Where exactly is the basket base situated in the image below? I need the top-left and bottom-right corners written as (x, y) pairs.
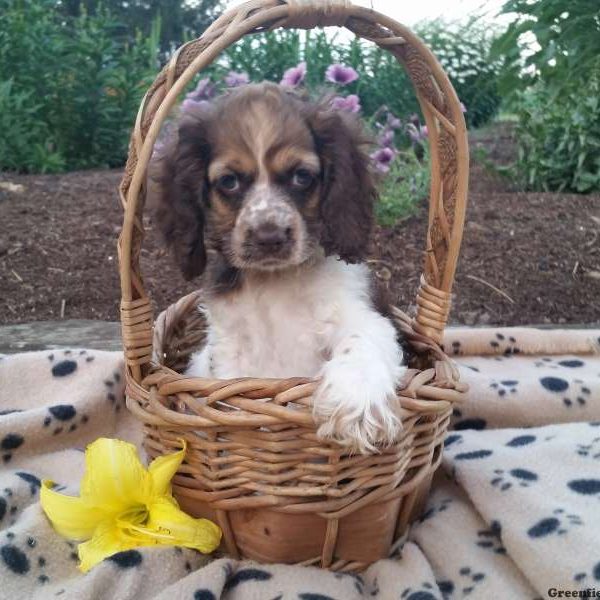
top-left (175, 476), bottom-right (432, 569)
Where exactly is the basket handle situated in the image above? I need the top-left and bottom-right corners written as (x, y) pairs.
top-left (118, 0), bottom-right (469, 383)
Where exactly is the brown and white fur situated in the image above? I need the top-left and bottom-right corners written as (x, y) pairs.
top-left (150, 82), bottom-right (406, 453)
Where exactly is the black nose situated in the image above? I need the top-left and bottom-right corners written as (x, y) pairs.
top-left (250, 224), bottom-right (292, 249)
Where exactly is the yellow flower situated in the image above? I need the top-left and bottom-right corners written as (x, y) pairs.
top-left (40, 438), bottom-right (221, 573)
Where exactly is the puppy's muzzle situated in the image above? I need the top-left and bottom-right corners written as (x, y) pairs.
top-left (248, 222), bottom-right (294, 253)
top-left (245, 222), bottom-right (295, 262)
top-left (234, 187), bottom-right (305, 267)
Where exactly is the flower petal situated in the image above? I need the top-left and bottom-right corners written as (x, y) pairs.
top-left (80, 438), bottom-right (151, 513)
top-left (325, 63), bottom-right (359, 85)
top-left (40, 480), bottom-right (105, 541)
top-left (78, 520), bottom-right (138, 573)
top-left (142, 496), bottom-right (221, 554)
top-left (148, 442), bottom-right (186, 497)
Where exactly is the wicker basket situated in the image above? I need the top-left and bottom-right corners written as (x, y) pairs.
top-left (119, 0), bottom-right (469, 572)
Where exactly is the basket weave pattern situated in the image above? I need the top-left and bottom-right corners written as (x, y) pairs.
top-left (119, 0), bottom-right (469, 571)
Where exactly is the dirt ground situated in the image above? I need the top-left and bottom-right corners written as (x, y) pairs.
top-left (1, 124), bottom-right (599, 326)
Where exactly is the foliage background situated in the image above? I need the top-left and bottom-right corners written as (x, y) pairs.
top-left (492, 0), bottom-right (600, 192)
top-left (1, 0), bottom-right (598, 196)
top-left (0, 0), bottom-right (163, 172)
top-left (0, 0), bottom-right (500, 177)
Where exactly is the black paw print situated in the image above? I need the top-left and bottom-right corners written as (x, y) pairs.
top-left (538, 374), bottom-right (592, 408)
top-left (401, 581), bottom-right (439, 600)
top-left (436, 579), bottom-right (455, 599)
top-left (104, 371), bottom-right (124, 412)
top-left (0, 533), bottom-right (51, 584)
top-left (1, 433), bottom-right (24, 464)
top-left (457, 566), bottom-right (486, 595)
top-left (576, 436), bottom-right (600, 459)
top-left (535, 357), bottom-right (586, 369)
top-left (444, 434), bottom-right (463, 448)
top-left (48, 350), bottom-right (87, 377)
top-left (0, 490), bottom-right (15, 526)
top-left (476, 520), bottom-right (506, 554)
top-left (489, 379), bottom-right (519, 398)
top-left (567, 478), bottom-right (600, 497)
top-left (490, 468), bottom-right (539, 490)
top-left (48, 350), bottom-right (99, 375)
top-left (454, 418), bottom-right (487, 431)
top-left (42, 404), bottom-right (88, 435)
top-left (527, 508), bottom-right (583, 538)
top-left (506, 434), bottom-right (537, 447)
top-left (489, 333), bottom-right (520, 356)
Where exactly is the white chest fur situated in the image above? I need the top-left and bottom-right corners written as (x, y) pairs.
top-left (186, 256), bottom-right (405, 452)
top-left (187, 258), bottom-right (374, 379)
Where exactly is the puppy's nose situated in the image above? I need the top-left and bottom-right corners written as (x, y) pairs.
top-left (251, 224), bottom-right (292, 249)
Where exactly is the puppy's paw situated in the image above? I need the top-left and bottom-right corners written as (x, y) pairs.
top-left (314, 363), bottom-right (405, 454)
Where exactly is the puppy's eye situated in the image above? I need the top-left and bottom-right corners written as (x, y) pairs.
top-left (291, 168), bottom-right (314, 189)
top-left (217, 174), bottom-right (240, 193)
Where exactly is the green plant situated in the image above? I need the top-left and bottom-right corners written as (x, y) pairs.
top-left (0, 80), bottom-right (65, 173)
top-left (56, 0), bottom-right (224, 53)
top-left (376, 148), bottom-right (430, 226)
top-left (492, 0), bottom-right (600, 192)
top-left (416, 17), bottom-right (503, 128)
top-left (0, 0), bottom-right (160, 172)
top-left (510, 76), bottom-right (600, 192)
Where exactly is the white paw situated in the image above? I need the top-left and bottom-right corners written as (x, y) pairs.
top-left (313, 363), bottom-right (405, 454)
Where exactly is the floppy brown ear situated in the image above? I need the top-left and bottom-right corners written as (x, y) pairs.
top-left (149, 109), bottom-right (213, 280)
top-left (308, 104), bottom-right (377, 263)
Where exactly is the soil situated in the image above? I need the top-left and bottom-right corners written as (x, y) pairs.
top-left (1, 123), bottom-right (599, 327)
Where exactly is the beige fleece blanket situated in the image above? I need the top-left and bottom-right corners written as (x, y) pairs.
top-left (0, 327), bottom-right (599, 600)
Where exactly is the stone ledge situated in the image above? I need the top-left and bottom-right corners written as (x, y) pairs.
top-left (0, 320), bottom-right (121, 353)
top-left (1, 320), bottom-right (598, 355)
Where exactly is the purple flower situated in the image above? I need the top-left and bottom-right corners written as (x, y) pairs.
top-left (280, 62), bottom-right (307, 88)
top-left (378, 128), bottom-right (395, 148)
top-left (406, 123), bottom-right (428, 144)
top-left (181, 98), bottom-right (211, 114)
top-left (460, 102), bottom-right (467, 113)
top-left (371, 147), bottom-right (396, 173)
top-left (407, 123), bottom-right (421, 144)
top-left (325, 64), bottom-right (359, 86)
top-left (386, 113), bottom-right (402, 129)
top-left (224, 71), bottom-right (249, 88)
top-left (331, 94), bottom-right (361, 113)
top-left (186, 77), bottom-right (215, 102)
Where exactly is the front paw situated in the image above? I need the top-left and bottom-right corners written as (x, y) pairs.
top-left (313, 364), bottom-right (405, 454)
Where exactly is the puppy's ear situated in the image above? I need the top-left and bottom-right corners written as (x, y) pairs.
top-left (308, 104), bottom-right (377, 263)
top-left (149, 108), bottom-right (213, 280)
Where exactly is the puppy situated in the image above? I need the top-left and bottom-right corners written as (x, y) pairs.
top-left (151, 82), bottom-right (406, 453)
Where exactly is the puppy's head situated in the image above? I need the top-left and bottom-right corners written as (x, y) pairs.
top-left (151, 82), bottom-right (376, 281)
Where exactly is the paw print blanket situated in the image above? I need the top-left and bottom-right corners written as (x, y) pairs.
top-left (0, 327), bottom-right (599, 600)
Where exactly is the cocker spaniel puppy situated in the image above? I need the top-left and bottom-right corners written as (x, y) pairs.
top-left (151, 82), bottom-right (406, 453)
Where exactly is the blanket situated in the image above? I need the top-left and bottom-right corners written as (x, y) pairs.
top-left (0, 327), bottom-right (599, 600)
